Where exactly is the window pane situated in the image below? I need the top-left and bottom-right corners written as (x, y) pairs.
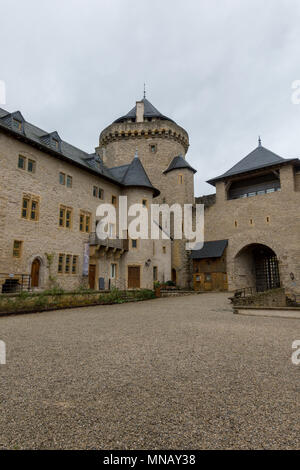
top-left (66, 210), bottom-right (71, 228)
top-left (80, 214), bottom-right (84, 231)
top-left (58, 254), bottom-right (64, 273)
top-left (93, 186), bottom-right (97, 197)
top-left (59, 173), bottom-right (65, 185)
top-left (65, 255), bottom-right (71, 273)
top-left (67, 175), bottom-right (72, 188)
top-left (59, 208), bottom-right (65, 226)
top-left (28, 160), bottom-right (35, 173)
top-left (86, 216), bottom-right (90, 233)
top-left (72, 256), bottom-right (78, 273)
top-left (18, 156), bottom-right (25, 169)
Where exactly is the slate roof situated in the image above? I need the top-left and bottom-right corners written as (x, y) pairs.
top-left (207, 145), bottom-right (298, 185)
top-left (163, 155), bottom-right (196, 174)
top-left (114, 98), bottom-right (174, 123)
top-left (108, 156), bottom-right (160, 197)
top-left (0, 107), bottom-right (159, 196)
top-left (190, 239), bottom-right (228, 259)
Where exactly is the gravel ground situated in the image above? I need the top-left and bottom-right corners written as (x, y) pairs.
top-left (0, 293), bottom-right (299, 450)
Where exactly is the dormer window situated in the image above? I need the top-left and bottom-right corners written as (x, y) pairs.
top-left (13, 119), bottom-right (22, 131)
top-left (40, 131), bottom-right (61, 152)
top-left (52, 139), bottom-right (59, 150)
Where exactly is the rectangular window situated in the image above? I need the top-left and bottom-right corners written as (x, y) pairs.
top-left (85, 215), bottom-right (90, 233)
top-left (162, 246), bottom-right (166, 254)
top-left (58, 254), bottom-right (65, 273)
top-left (79, 211), bottom-right (91, 233)
top-left (27, 159), bottom-right (36, 173)
top-left (153, 266), bottom-right (158, 281)
top-left (18, 155), bottom-right (26, 169)
top-left (22, 197), bottom-right (29, 219)
top-left (98, 188), bottom-right (104, 199)
top-left (72, 256), bottom-right (78, 274)
top-left (59, 172), bottom-right (65, 185)
top-left (13, 240), bottom-right (22, 258)
top-left (178, 174), bottom-right (183, 184)
top-left (79, 213), bottom-right (84, 232)
top-left (13, 119), bottom-right (22, 131)
top-left (131, 239), bottom-right (137, 249)
top-left (111, 195), bottom-right (117, 207)
top-left (59, 205), bottom-right (72, 228)
top-left (21, 196), bottom-right (39, 221)
top-left (53, 139), bottom-right (59, 150)
top-left (66, 209), bottom-right (72, 228)
top-left (66, 175), bottom-right (72, 188)
top-left (111, 263), bottom-right (117, 279)
top-left (93, 186), bottom-right (97, 197)
top-left (65, 254), bottom-right (71, 273)
top-left (30, 200), bottom-right (38, 221)
top-left (142, 199), bottom-right (148, 208)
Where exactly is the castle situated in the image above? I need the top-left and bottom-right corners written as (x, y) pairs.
top-left (0, 96), bottom-right (299, 297)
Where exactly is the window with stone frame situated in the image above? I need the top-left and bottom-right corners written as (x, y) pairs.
top-left (59, 205), bottom-right (73, 229)
top-left (21, 195), bottom-right (39, 221)
top-left (13, 240), bottom-right (23, 258)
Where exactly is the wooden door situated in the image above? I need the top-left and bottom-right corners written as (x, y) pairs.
top-left (31, 259), bottom-right (40, 287)
top-left (88, 264), bottom-right (96, 289)
top-left (128, 266), bottom-right (140, 289)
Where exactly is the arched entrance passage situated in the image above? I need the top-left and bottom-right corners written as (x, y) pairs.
top-left (234, 243), bottom-right (280, 292)
top-left (31, 258), bottom-right (41, 288)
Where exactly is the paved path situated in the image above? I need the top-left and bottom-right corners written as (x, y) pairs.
top-left (0, 293), bottom-right (299, 449)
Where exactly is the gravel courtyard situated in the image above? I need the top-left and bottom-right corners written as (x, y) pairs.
top-left (0, 293), bottom-right (299, 450)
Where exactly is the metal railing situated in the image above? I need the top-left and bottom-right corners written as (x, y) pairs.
top-left (0, 273), bottom-right (31, 293)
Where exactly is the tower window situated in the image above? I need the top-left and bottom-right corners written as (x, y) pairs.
top-left (150, 144), bottom-right (157, 153)
top-left (178, 174), bottom-right (184, 184)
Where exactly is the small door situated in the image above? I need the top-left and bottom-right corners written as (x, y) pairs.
top-left (171, 268), bottom-right (177, 285)
top-left (31, 258), bottom-right (40, 288)
top-left (88, 264), bottom-right (96, 289)
top-left (203, 272), bottom-right (212, 291)
top-left (128, 266), bottom-right (140, 289)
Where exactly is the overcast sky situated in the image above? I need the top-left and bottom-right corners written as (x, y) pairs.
top-left (1, 0), bottom-right (300, 195)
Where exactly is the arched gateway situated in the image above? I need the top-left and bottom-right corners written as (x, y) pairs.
top-left (234, 243), bottom-right (280, 292)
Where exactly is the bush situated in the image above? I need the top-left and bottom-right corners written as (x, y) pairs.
top-left (166, 280), bottom-right (176, 286)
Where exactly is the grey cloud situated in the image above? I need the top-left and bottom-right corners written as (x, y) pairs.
top-left (1, 0), bottom-right (300, 195)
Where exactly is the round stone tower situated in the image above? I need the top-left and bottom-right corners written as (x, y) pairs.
top-left (97, 96), bottom-right (196, 288)
top-left (96, 97), bottom-right (190, 204)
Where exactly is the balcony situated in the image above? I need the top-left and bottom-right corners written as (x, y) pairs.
top-left (89, 232), bottom-right (129, 252)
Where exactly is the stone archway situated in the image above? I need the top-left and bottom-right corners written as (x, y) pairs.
top-left (234, 243), bottom-right (280, 292)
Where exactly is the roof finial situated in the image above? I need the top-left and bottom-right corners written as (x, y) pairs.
top-left (258, 135), bottom-right (262, 147)
top-left (134, 148), bottom-right (139, 159)
top-left (143, 83), bottom-right (146, 99)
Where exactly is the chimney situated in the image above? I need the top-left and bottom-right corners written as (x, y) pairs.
top-left (136, 101), bottom-right (144, 123)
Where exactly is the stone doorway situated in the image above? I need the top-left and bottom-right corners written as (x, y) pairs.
top-left (31, 258), bottom-right (41, 288)
top-left (234, 243), bottom-right (280, 292)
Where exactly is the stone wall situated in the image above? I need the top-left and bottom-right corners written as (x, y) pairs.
top-left (202, 164), bottom-right (300, 295)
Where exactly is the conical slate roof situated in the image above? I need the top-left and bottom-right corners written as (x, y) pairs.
top-left (163, 155), bottom-right (196, 174)
top-left (108, 154), bottom-right (160, 197)
top-left (114, 98), bottom-right (174, 123)
top-left (207, 144), bottom-right (296, 185)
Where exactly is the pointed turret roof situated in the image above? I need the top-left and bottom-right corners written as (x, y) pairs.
top-left (114, 98), bottom-right (174, 123)
top-left (163, 155), bottom-right (197, 174)
top-left (207, 144), bottom-right (298, 185)
top-left (108, 153), bottom-right (160, 197)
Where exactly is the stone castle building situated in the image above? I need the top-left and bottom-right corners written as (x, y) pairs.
top-left (0, 97), bottom-right (299, 296)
